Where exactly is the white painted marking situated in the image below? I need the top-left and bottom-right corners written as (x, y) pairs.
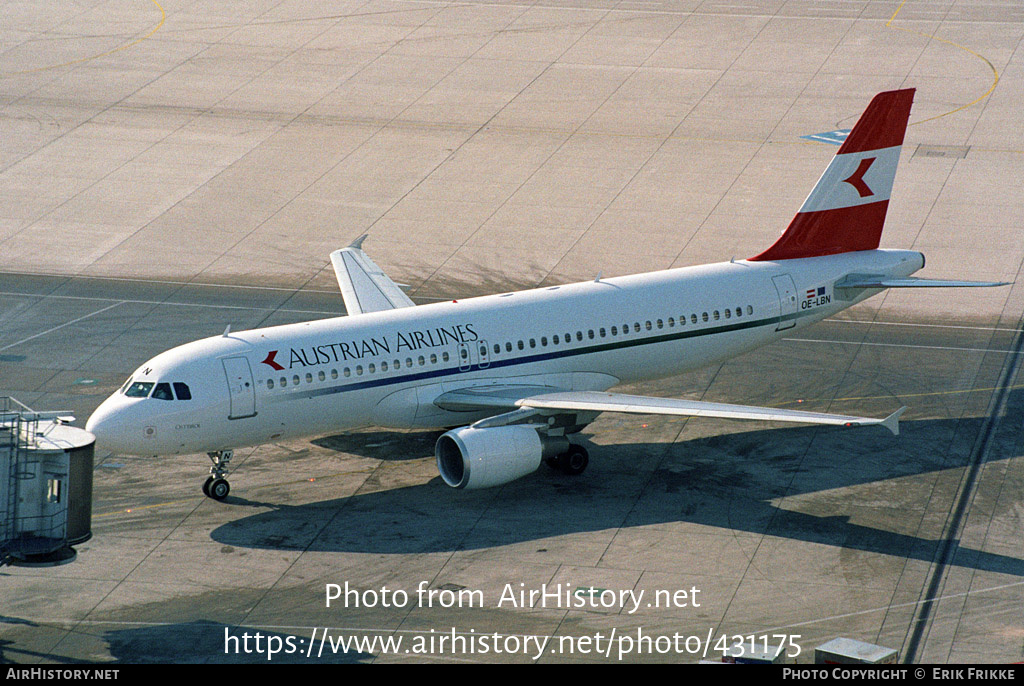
top-left (0, 302), bottom-right (123, 352)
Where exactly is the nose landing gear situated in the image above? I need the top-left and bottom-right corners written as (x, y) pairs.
top-left (203, 450), bottom-right (233, 500)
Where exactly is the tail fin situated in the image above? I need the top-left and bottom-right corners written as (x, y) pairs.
top-left (750, 88), bottom-right (915, 262)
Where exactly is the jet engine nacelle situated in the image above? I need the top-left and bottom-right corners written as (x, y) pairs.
top-left (435, 425), bottom-right (568, 489)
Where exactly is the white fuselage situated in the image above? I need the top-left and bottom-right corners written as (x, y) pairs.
top-left (85, 249), bottom-right (924, 456)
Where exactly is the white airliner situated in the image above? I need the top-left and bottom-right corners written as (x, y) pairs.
top-left (86, 88), bottom-right (1005, 500)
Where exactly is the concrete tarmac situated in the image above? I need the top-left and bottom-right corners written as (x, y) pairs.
top-left (1, 0), bottom-right (1022, 664)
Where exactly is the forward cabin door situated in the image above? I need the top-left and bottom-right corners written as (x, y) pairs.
top-left (772, 274), bottom-right (798, 331)
top-left (222, 356), bottom-right (257, 419)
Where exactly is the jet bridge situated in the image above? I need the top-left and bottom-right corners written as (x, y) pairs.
top-left (1, 397), bottom-right (95, 566)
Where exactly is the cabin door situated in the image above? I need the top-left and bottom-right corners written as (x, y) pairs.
top-left (222, 356), bottom-right (257, 419)
top-left (772, 274), bottom-right (798, 331)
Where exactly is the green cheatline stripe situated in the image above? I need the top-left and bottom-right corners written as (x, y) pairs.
top-left (271, 308), bottom-right (809, 404)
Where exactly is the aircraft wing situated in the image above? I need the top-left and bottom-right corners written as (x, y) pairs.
top-left (434, 387), bottom-right (905, 435)
top-left (330, 235), bottom-right (415, 316)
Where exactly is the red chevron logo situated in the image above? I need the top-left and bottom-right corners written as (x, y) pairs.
top-left (261, 350), bottom-right (284, 371)
top-left (843, 156), bottom-right (876, 197)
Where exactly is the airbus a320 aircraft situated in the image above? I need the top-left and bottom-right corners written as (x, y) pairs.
top-left (87, 88), bottom-right (1006, 500)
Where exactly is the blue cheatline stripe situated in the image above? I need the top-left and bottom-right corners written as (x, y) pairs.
top-left (267, 307), bottom-right (811, 404)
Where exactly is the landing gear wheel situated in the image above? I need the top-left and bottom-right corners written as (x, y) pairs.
top-left (560, 445), bottom-right (589, 475)
top-left (204, 450), bottom-right (234, 500)
top-left (208, 477), bottom-right (230, 501)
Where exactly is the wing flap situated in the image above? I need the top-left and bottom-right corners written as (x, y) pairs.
top-left (331, 236), bottom-right (415, 316)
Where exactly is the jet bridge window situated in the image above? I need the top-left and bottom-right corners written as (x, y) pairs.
top-left (173, 382), bottom-right (192, 400)
top-left (125, 381), bottom-right (154, 398)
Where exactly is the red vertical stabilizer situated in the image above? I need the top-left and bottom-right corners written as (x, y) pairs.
top-left (749, 88), bottom-right (915, 262)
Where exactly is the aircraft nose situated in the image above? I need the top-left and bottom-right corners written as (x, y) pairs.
top-left (86, 397), bottom-right (132, 453)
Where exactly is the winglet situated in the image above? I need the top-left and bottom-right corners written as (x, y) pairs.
top-left (330, 237), bottom-right (416, 315)
top-left (880, 406), bottom-right (906, 436)
top-left (750, 88), bottom-right (915, 261)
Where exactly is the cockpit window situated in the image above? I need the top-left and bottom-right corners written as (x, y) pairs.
top-left (124, 381), bottom-right (154, 398)
top-left (173, 382), bottom-right (192, 400)
top-left (119, 377), bottom-right (133, 393)
top-left (152, 383), bottom-right (173, 401)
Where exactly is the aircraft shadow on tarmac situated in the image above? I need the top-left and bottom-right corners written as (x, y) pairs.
top-left (210, 398), bottom-right (1024, 577)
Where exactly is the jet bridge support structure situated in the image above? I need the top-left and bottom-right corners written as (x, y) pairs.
top-left (1, 397), bottom-right (95, 566)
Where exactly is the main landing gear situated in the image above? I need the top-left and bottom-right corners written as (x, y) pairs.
top-left (203, 450), bottom-right (233, 500)
top-left (545, 444), bottom-right (589, 476)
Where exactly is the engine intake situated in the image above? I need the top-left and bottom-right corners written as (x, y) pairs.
top-left (436, 425), bottom-right (568, 489)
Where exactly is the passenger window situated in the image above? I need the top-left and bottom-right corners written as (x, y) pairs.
top-left (610, 327), bottom-right (617, 336)
top-left (331, 369), bottom-right (338, 379)
top-left (442, 352), bottom-right (450, 362)
top-left (725, 309), bottom-right (731, 319)
top-left (356, 366), bottom-right (363, 376)
top-left (599, 328), bottom-right (606, 338)
top-left (429, 354), bottom-right (437, 364)
top-left (173, 382), bottom-right (192, 400)
top-left (152, 383), bottom-right (173, 401)
top-left (381, 361), bottom-right (388, 372)
top-left (305, 373), bottom-right (313, 383)
top-left (124, 381), bottom-right (154, 398)
top-left (541, 337), bottom-right (547, 346)
top-left (702, 312), bottom-right (709, 322)
top-left (318, 370), bottom-right (326, 380)
top-left (657, 319), bottom-right (663, 329)
top-left (267, 379), bottom-right (275, 390)
top-left (713, 311), bottom-right (720, 320)
top-left (280, 377), bottom-right (287, 387)
top-left (691, 314), bottom-right (697, 324)
top-left (368, 363), bottom-right (375, 373)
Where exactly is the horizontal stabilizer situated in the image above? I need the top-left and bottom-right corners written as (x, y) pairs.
top-left (330, 235), bottom-right (415, 316)
top-left (836, 275), bottom-right (1010, 289)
